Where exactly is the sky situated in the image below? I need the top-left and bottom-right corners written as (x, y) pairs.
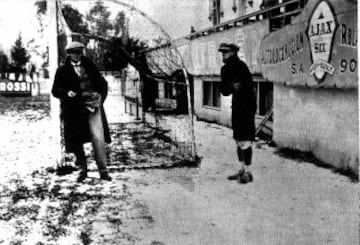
top-left (0, 0), bottom-right (157, 52)
top-left (0, 0), bottom-right (209, 52)
top-left (61, 0), bottom-right (208, 42)
top-left (0, 0), bottom-right (38, 52)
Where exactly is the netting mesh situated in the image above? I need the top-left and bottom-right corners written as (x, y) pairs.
top-left (56, 0), bottom-right (197, 171)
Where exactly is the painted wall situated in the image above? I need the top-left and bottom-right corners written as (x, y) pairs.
top-left (260, 0), bottom-right (357, 88)
top-left (161, 19), bottom-right (269, 77)
top-left (273, 84), bottom-right (358, 173)
top-left (259, 0), bottom-right (358, 175)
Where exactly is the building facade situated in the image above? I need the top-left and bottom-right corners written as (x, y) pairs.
top-left (127, 0), bottom-right (358, 175)
top-left (260, 0), bottom-right (358, 174)
top-left (170, 0), bottom-right (305, 131)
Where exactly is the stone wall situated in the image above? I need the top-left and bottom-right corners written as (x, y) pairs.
top-left (273, 84), bottom-right (359, 174)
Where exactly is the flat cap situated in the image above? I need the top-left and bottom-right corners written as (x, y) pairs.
top-left (65, 41), bottom-right (85, 51)
top-left (218, 43), bottom-right (239, 52)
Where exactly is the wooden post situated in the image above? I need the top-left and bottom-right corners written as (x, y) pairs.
top-left (182, 68), bottom-right (197, 160)
top-left (48, 0), bottom-right (61, 167)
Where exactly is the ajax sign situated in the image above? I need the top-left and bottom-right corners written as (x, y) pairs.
top-left (307, 0), bottom-right (337, 82)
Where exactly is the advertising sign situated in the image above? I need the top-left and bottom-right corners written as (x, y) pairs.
top-left (307, 1), bottom-right (337, 82)
top-left (170, 19), bottom-right (269, 76)
top-left (259, 0), bottom-right (357, 88)
top-left (0, 81), bottom-right (32, 96)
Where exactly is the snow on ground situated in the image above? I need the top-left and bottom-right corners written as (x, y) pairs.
top-left (0, 95), bottom-right (191, 244)
top-left (0, 94), bottom-right (358, 245)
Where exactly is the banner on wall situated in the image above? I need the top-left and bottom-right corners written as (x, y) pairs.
top-left (259, 0), bottom-right (357, 88)
top-left (171, 19), bottom-right (269, 76)
top-left (0, 80), bottom-right (32, 96)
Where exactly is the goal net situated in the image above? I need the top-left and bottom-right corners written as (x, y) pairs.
top-left (55, 0), bottom-right (198, 172)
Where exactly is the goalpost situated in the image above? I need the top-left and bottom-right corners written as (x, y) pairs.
top-left (49, 0), bottom-right (198, 171)
top-left (47, 0), bottom-right (62, 168)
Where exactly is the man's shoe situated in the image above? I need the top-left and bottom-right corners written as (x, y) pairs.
top-left (77, 171), bottom-right (88, 183)
top-left (100, 172), bottom-right (112, 181)
top-left (238, 171), bottom-right (253, 184)
top-left (56, 165), bottom-right (78, 176)
top-left (227, 169), bottom-right (245, 181)
top-left (247, 172), bottom-right (253, 182)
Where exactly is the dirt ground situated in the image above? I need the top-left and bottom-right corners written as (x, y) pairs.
top-left (127, 123), bottom-right (358, 245)
top-left (0, 94), bottom-right (358, 245)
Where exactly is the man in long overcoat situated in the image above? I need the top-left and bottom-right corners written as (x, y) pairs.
top-left (52, 41), bottom-right (112, 182)
top-left (219, 43), bottom-right (256, 184)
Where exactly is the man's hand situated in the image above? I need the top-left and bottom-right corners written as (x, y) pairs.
top-left (67, 90), bottom-right (77, 97)
top-left (83, 92), bottom-right (101, 113)
top-left (83, 92), bottom-right (101, 108)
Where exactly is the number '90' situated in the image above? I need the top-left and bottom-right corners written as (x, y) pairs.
top-left (340, 59), bottom-right (357, 73)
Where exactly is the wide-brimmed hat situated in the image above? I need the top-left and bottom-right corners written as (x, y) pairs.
top-left (65, 41), bottom-right (85, 52)
top-left (218, 43), bottom-right (239, 52)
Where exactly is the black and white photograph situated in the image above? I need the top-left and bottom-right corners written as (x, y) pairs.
top-left (0, 0), bottom-right (358, 244)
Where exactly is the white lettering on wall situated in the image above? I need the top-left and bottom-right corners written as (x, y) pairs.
top-left (234, 29), bottom-right (246, 62)
top-left (307, 0), bottom-right (337, 82)
top-left (192, 42), bottom-right (201, 73)
top-left (208, 41), bottom-right (217, 72)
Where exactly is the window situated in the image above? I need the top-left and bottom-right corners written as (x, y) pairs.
top-left (203, 81), bottom-right (221, 108)
top-left (209, 0), bottom-right (222, 25)
top-left (164, 81), bottom-right (175, 99)
top-left (254, 82), bottom-right (273, 117)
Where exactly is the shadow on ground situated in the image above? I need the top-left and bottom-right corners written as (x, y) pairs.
top-left (275, 148), bottom-right (358, 182)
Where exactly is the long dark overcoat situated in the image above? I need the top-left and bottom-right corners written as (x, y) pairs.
top-left (52, 56), bottom-right (111, 152)
top-left (220, 55), bottom-right (256, 141)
